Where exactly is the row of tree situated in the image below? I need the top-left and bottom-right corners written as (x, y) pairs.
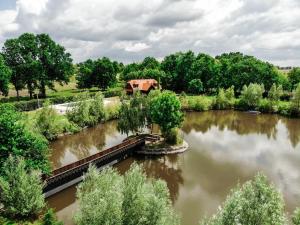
top-left (121, 52), bottom-right (300, 95)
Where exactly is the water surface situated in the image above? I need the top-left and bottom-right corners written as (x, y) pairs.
top-left (48, 111), bottom-right (300, 225)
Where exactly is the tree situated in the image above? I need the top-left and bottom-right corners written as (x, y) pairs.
top-left (74, 164), bottom-right (179, 225)
top-left (2, 33), bottom-right (74, 98)
top-left (288, 68), bottom-right (300, 90)
top-left (214, 86), bottom-right (235, 110)
top-left (290, 83), bottom-right (300, 116)
top-left (67, 92), bottom-right (105, 127)
top-left (188, 79), bottom-right (203, 94)
top-left (41, 209), bottom-right (63, 225)
top-left (149, 91), bottom-right (184, 142)
top-left (2, 38), bottom-right (26, 99)
top-left (76, 57), bottom-right (117, 89)
top-left (268, 83), bottom-right (283, 102)
top-left (140, 56), bottom-right (160, 70)
top-left (0, 156), bottom-right (45, 219)
top-left (0, 104), bottom-right (49, 173)
top-left (0, 54), bottom-right (11, 96)
top-left (200, 174), bottom-right (286, 225)
top-left (117, 92), bottom-right (147, 136)
top-left (240, 83), bottom-right (265, 109)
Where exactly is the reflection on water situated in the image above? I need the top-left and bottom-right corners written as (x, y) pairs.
top-left (47, 111), bottom-right (300, 225)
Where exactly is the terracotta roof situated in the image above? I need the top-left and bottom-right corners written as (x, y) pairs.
top-left (127, 79), bottom-right (158, 92)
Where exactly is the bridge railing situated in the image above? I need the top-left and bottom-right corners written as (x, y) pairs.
top-left (46, 136), bottom-right (143, 180)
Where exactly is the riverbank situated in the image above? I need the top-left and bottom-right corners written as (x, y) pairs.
top-left (138, 140), bottom-right (189, 155)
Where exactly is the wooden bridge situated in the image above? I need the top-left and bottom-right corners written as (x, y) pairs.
top-left (44, 134), bottom-right (159, 197)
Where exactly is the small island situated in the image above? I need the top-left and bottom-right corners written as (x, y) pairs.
top-left (118, 89), bottom-right (188, 155)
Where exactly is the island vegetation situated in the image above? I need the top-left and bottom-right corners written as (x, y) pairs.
top-left (1, 32), bottom-right (300, 224)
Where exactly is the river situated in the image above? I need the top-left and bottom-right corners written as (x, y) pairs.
top-left (47, 110), bottom-right (300, 225)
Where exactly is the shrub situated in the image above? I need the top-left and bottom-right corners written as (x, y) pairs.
top-left (240, 83), bottom-right (265, 110)
top-left (188, 79), bottom-right (203, 95)
top-left (186, 96), bottom-right (213, 111)
top-left (290, 83), bottom-right (300, 117)
top-left (292, 208), bottom-right (300, 225)
top-left (0, 104), bottom-right (49, 174)
top-left (74, 164), bottom-right (179, 225)
top-left (214, 86), bottom-right (235, 110)
top-left (258, 98), bottom-right (274, 113)
top-left (268, 83), bottom-right (283, 102)
top-left (104, 103), bottom-right (120, 121)
top-left (103, 86), bottom-right (124, 98)
top-left (0, 156), bottom-right (45, 219)
top-left (35, 101), bottom-right (79, 140)
top-left (164, 128), bottom-right (183, 145)
top-left (200, 174), bottom-right (286, 225)
top-left (41, 209), bottom-right (63, 225)
top-left (67, 92), bottom-right (105, 127)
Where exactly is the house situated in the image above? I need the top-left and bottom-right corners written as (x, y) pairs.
top-left (125, 79), bottom-right (159, 94)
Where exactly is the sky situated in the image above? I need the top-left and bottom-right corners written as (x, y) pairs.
top-left (0, 0), bottom-right (299, 66)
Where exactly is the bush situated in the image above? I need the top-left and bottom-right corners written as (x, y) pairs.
top-left (290, 83), bottom-right (300, 117)
top-left (0, 156), bottom-right (45, 219)
top-left (104, 103), bottom-right (120, 121)
top-left (103, 86), bottom-right (124, 98)
top-left (258, 98), bottom-right (274, 113)
top-left (186, 96), bottom-right (213, 111)
top-left (292, 208), bottom-right (300, 225)
top-left (240, 83), bottom-right (265, 110)
top-left (41, 209), bottom-right (63, 225)
top-left (188, 79), bottom-right (203, 95)
top-left (0, 104), bottom-right (49, 174)
top-left (164, 128), bottom-right (182, 145)
top-left (200, 174), bottom-right (286, 225)
top-left (213, 86), bottom-right (235, 110)
top-left (74, 164), bottom-right (179, 225)
top-left (67, 92), bottom-right (105, 127)
top-left (34, 101), bottom-right (79, 140)
top-left (268, 83), bottom-right (283, 102)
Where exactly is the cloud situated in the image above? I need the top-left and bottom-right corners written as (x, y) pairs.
top-left (0, 0), bottom-right (299, 66)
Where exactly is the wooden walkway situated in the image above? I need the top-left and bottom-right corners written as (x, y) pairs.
top-left (44, 134), bottom-right (159, 197)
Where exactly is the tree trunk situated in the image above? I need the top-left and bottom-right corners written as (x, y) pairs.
top-left (16, 88), bottom-right (19, 101)
top-left (40, 81), bottom-right (46, 98)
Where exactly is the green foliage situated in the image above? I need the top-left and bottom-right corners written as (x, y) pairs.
top-left (240, 83), bottom-right (265, 110)
top-left (0, 156), bottom-right (45, 219)
top-left (117, 92), bottom-right (147, 136)
top-left (104, 103), bottom-right (121, 121)
top-left (0, 54), bottom-right (11, 96)
top-left (0, 104), bottom-right (49, 173)
top-left (67, 92), bottom-right (105, 127)
top-left (41, 209), bottom-right (63, 225)
top-left (288, 68), bottom-right (300, 90)
top-left (268, 83), bottom-right (283, 102)
top-left (188, 79), bottom-right (203, 94)
top-left (184, 96), bottom-right (213, 111)
top-left (292, 208), bottom-right (300, 225)
top-left (34, 100), bottom-right (79, 140)
top-left (164, 128), bottom-right (182, 145)
top-left (2, 33), bottom-right (73, 98)
top-left (258, 99), bottom-right (274, 113)
top-left (149, 91), bottom-right (184, 137)
top-left (77, 57), bottom-right (117, 90)
top-left (200, 174), bottom-right (286, 225)
top-left (214, 86), bottom-right (235, 110)
top-left (290, 83), bottom-right (300, 116)
top-left (74, 164), bottom-right (179, 225)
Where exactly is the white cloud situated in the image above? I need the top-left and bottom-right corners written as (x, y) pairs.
top-left (0, 0), bottom-right (299, 65)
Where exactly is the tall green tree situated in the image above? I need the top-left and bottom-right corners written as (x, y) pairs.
top-left (200, 174), bottom-right (286, 225)
top-left (240, 83), bottom-right (265, 109)
top-left (288, 68), bottom-right (300, 90)
top-left (0, 156), bottom-right (45, 219)
top-left (0, 54), bottom-right (11, 96)
top-left (117, 92), bottom-right (147, 136)
top-left (74, 164), bottom-right (179, 225)
top-left (291, 83), bottom-right (300, 116)
top-left (140, 56), bottom-right (160, 70)
top-left (2, 38), bottom-right (26, 99)
top-left (2, 33), bottom-right (73, 98)
top-left (0, 104), bottom-right (49, 173)
top-left (76, 57), bottom-right (117, 89)
top-left (149, 91), bottom-right (183, 140)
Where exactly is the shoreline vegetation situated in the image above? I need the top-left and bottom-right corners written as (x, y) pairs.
top-left (1, 32), bottom-right (300, 225)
